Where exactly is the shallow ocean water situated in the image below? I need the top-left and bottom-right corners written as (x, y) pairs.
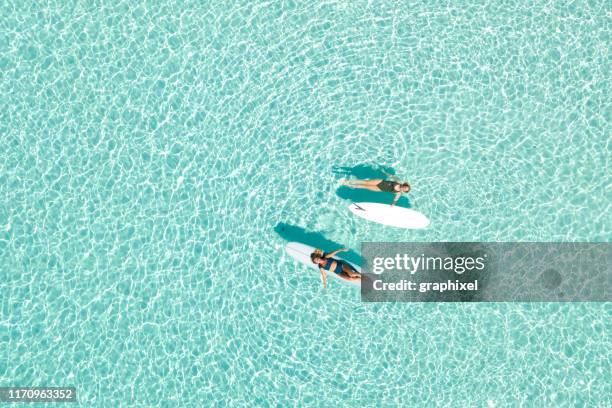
top-left (0, 1), bottom-right (610, 406)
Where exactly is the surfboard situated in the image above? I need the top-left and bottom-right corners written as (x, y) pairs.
top-left (349, 202), bottom-right (430, 229)
top-left (285, 242), bottom-right (361, 287)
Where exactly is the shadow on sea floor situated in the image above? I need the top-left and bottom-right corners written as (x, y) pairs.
top-left (332, 164), bottom-right (411, 208)
top-left (274, 223), bottom-right (362, 265)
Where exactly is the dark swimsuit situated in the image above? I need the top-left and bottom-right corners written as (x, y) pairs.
top-left (377, 180), bottom-right (398, 193)
top-left (320, 258), bottom-right (353, 275)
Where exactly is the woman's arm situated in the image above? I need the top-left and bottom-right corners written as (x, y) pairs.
top-left (320, 268), bottom-right (327, 289)
top-left (391, 192), bottom-right (402, 206)
top-left (325, 248), bottom-right (348, 258)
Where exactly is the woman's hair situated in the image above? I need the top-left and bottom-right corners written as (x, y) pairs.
top-left (401, 182), bottom-right (411, 192)
top-left (310, 249), bottom-right (325, 263)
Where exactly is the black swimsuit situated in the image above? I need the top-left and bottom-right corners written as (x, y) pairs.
top-left (321, 258), bottom-right (352, 275)
top-left (377, 180), bottom-right (398, 193)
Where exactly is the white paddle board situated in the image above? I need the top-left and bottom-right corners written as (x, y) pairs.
top-left (349, 202), bottom-right (430, 229)
top-left (285, 242), bottom-right (361, 287)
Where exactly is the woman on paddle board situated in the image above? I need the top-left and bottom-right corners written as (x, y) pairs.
top-left (341, 172), bottom-right (410, 206)
top-left (310, 248), bottom-right (361, 288)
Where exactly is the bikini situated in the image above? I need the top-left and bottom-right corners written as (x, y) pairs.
top-left (376, 180), bottom-right (399, 193)
top-left (320, 258), bottom-right (347, 275)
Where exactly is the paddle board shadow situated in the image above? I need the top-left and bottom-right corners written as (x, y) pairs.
top-left (332, 164), bottom-right (396, 179)
top-left (274, 223), bottom-right (363, 266)
top-left (335, 185), bottom-right (412, 208)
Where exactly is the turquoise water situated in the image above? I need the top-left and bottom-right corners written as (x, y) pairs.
top-left (1, 0), bottom-right (610, 406)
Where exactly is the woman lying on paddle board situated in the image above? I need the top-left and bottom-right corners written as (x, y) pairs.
top-left (341, 172), bottom-right (411, 206)
top-left (310, 248), bottom-right (361, 288)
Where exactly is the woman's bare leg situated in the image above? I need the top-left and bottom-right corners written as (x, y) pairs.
top-left (362, 179), bottom-right (383, 186)
top-left (338, 271), bottom-right (361, 282)
top-left (343, 265), bottom-right (361, 278)
top-left (343, 179), bottom-right (383, 190)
